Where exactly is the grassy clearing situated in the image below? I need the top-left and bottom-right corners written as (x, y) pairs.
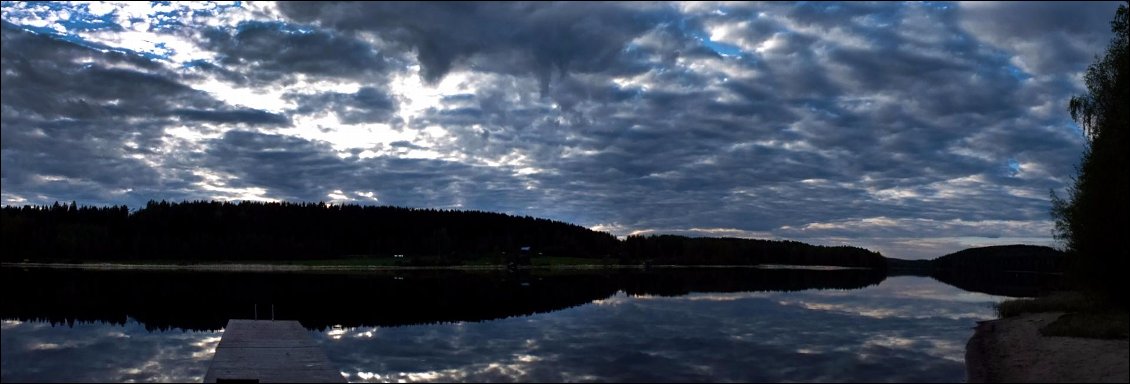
top-left (995, 291), bottom-right (1129, 339)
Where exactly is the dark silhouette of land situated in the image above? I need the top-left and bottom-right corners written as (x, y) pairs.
top-left (1, 200), bottom-right (1075, 331)
top-left (932, 244), bottom-right (1064, 272)
top-left (0, 200), bottom-right (886, 268)
top-left (888, 245), bottom-right (1066, 297)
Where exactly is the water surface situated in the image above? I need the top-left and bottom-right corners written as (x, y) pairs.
top-left (1, 267), bottom-right (1005, 382)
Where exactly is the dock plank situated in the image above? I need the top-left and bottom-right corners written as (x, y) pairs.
top-left (204, 320), bottom-right (345, 383)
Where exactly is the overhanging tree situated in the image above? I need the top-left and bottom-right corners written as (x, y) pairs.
top-left (1052, 3), bottom-right (1129, 304)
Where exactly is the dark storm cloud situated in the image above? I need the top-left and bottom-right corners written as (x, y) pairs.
top-left (201, 130), bottom-right (355, 200)
top-left (195, 19), bottom-right (406, 124)
top-left (276, 1), bottom-right (674, 90)
top-left (199, 20), bottom-right (397, 85)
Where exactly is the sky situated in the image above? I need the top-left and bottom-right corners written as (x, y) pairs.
top-left (0, 1), bottom-right (1122, 259)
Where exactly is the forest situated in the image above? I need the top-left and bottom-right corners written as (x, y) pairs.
top-left (925, 244), bottom-right (1066, 297)
top-left (0, 200), bottom-right (886, 268)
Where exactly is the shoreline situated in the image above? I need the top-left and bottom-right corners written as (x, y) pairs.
top-left (965, 312), bottom-right (1129, 383)
top-left (0, 262), bottom-right (870, 272)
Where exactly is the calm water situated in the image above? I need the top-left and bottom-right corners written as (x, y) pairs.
top-left (0, 267), bottom-right (1008, 382)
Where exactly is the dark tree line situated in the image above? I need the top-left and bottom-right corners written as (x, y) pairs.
top-left (1, 200), bottom-right (618, 263)
top-left (1051, 4), bottom-right (1129, 305)
top-left (931, 244), bottom-right (1064, 272)
top-left (0, 201), bottom-right (131, 261)
top-left (622, 234), bottom-right (887, 268)
top-left (929, 245), bottom-right (1066, 297)
top-left (1, 200), bottom-right (885, 267)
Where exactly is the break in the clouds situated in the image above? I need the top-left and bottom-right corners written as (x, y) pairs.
top-left (0, 1), bottom-right (1121, 259)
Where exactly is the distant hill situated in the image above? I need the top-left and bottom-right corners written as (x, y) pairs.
top-left (1, 200), bottom-right (886, 268)
top-left (928, 244), bottom-right (1066, 297)
top-left (932, 244), bottom-right (1065, 273)
top-left (622, 234), bottom-right (887, 268)
top-left (0, 201), bottom-right (619, 263)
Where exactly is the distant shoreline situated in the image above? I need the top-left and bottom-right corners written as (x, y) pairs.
top-left (0, 262), bottom-right (870, 272)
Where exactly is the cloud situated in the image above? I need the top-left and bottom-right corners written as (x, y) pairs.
top-left (0, 320), bottom-right (220, 383)
top-left (958, 1), bottom-right (1123, 75)
top-left (318, 276), bottom-right (1001, 383)
top-left (285, 86), bottom-right (398, 125)
top-left (199, 130), bottom-right (552, 211)
top-left (276, 2), bottom-right (674, 90)
top-left (199, 20), bottom-right (397, 85)
top-left (1, 2), bottom-right (1121, 258)
top-left (1, 21), bottom-right (289, 206)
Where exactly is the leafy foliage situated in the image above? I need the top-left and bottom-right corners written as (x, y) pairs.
top-left (1053, 4), bottom-right (1130, 305)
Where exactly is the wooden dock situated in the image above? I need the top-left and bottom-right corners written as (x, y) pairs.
top-left (204, 319), bottom-right (345, 383)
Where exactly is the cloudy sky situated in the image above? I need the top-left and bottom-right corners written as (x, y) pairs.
top-left (0, 1), bottom-right (1121, 258)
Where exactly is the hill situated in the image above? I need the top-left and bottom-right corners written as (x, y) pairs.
top-left (929, 244), bottom-right (1066, 297)
top-left (1, 200), bottom-right (886, 268)
top-left (933, 244), bottom-right (1065, 273)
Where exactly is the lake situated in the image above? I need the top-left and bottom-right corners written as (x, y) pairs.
top-left (0, 266), bottom-right (1009, 382)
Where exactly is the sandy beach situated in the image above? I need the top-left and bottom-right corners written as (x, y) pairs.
top-left (966, 312), bottom-right (1129, 383)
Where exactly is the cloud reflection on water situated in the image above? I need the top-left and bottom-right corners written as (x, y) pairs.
top-left (319, 276), bottom-right (1004, 383)
top-left (0, 319), bottom-right (221, 382)
top-left (0, 275), bottom-right (1003, 382)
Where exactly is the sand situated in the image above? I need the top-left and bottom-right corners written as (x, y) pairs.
top-left (966, 312), bottom-right (1129, 383)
